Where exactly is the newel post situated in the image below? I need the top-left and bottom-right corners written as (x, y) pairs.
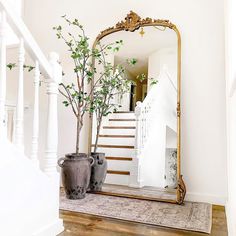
top-left (134, 101), bottom-right (142, 156)
top-left (44, 52), bottom-right (62, 178)
top-left (14, 38), bottom-right (25, 151)
top-left (129, 101), bottom-right (143, 188)
top-left (30, 61), bottom-right (40, 167)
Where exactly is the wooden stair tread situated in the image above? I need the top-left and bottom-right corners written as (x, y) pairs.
top-left (106, 156), bottom-right (133, 161)
top-left (109, 119), bottom-right (135, 121)
top-left (99, 134), bottom-right (135, 138)
top-left (91, 144), bottom-right (134, 149)
top-left (113, 111), bottom-right (134, 113)
top-left (103, 126), bottom-right (136, 129)
top-left (107, 170), bottom-right (130, 175)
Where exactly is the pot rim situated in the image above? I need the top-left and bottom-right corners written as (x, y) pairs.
top-left (65, 153), bottom-right (88, 159)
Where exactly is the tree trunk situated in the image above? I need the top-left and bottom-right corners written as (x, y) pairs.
top-left (76, 116), bottom-right (80, 154)
top-left (94, 116), bottom-right (103, 153)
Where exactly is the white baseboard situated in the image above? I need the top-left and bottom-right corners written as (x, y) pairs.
top-left (32, 218), bottom-right (64, 236)
top-left (185, 192), bottom-right (227, 205)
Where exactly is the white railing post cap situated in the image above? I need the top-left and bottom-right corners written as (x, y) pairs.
top-left (135, 101), bottom-right (142, 116)
top-left (48, 52), bottom-right (62, 84)
top-left (49, 52), bottom-right (59, 62)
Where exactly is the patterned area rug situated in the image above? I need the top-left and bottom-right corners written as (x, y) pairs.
top-left (60, 191), bottom-right (212, 234)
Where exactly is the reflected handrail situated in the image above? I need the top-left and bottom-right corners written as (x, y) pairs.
top-left (134, 65), bottom-right (176, 153)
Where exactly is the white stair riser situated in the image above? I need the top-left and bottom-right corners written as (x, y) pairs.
top-left (108, 121), bottom-right (136, 126)
top-left (98, 137), bottom-right (135, 146)
top-left (105, 174), bottom-right (129, 186)
top-left (101, 128), bottom-right (136, 135)
top-left (96, 147), bottom-right (135, 157)
top-left (109, 113), bottom-right (135, 119)
top-left (107, 160), bottom-right (132, 171)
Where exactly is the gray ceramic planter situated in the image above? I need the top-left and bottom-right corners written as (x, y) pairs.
top-left (89, 152), bottom-right (107, 192)
top-left (58, 153), bottom-right (94, 199)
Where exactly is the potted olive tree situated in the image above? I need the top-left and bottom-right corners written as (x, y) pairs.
top-left (54, 16), bottom-right (126, 199)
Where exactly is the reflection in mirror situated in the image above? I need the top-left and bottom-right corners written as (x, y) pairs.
top-left (91, 25), bottom-right (178, 201)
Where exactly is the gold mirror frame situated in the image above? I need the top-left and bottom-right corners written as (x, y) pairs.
top-left (89, 11), bottom-right (186, 204)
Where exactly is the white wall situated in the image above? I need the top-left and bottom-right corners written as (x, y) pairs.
top-left (140, 121), bottom-right (166, 188)
top-left (148, 47), bottom-right (177, 91)
top-left (225, 0), bottom-right (236, 235)
top-left (13, 0), bottom-right (227, 204)
top-left (166, 127), bottom-right (177, 149)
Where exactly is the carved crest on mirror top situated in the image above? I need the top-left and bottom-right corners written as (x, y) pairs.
top-left (96, 11), bottom-right (177, 41)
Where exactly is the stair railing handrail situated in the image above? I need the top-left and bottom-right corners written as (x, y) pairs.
top-left (165, 69), bottom-right (177, 93)
top-left (134, 68), bottom-right (174, 155)
top-left (0, 0), bottom-right (52, 79)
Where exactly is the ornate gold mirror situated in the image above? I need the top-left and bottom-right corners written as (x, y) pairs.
top-left (89, 11), bottom-right (186, 204)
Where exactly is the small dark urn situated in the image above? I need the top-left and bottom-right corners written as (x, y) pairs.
top-left (89, 152), bottom-right (107, 192)
top-left (58, 153), bottom-right (94, 199)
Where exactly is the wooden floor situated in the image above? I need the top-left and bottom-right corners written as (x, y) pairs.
top-left (58, 205), bottom-right (227, 236)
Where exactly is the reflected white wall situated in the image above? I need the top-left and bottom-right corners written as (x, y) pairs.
top-left (148, 47), bottom-right (177, 91)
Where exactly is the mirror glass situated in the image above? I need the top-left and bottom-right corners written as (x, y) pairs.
top-left (91, 25), bottom-right (178, 201)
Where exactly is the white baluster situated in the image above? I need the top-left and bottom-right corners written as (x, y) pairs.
top-left (0, 11), bottom-right (7, 139)
top-left (130, 101), bottom-right (143, 188)
top-left (140, 109), bottom-right (144, 148)
top-left (14, 38), bottom-right (25, 151)
top-left (135, 102), bottom-right (142, 155)
top-left (30, 61), bottom-right (40, 166)
top-left (142, 108), bottom-right (146, 145)
top-left (44, 52), bottom-right (62, 178)
top-left (146, 102), bottom-right (151, 138)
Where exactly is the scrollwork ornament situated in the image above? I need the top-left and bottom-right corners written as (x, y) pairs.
top-left (177, 175), bottom-right (186, 204)
top-left (177, 102), bottom-right (181, 117)
top-left (96, 11), bottom-right (176, 41)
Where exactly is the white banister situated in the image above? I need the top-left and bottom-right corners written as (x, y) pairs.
top-left (30, 61), bottom-right (40, 166)
top-left (44, 52), bottom-right (62, 178)
top-left (134, 68), bottom-right (177, 157)
top-left (0, 11), bottom-right (7, 138)
top-left (134, 101), bottom-right (142, 154)
top-left (131, 73), bottom-right (163, 188)
top-left (135, 95), bottom-right (155, 151)
top-left (0, 0), bottom-right (52, 79)
top-left (14, 38), bottom-right (25, 151)
top-left (134, 70), bottom-right (165, 154)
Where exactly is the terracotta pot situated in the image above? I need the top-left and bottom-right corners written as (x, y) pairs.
top-left (58, 153), bottom-right (94, 199)
top-left (89, 152), bottom-right (107, 192)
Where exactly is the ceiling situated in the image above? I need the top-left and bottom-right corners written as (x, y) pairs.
top-left (100, 26), bottom-right (177, 77)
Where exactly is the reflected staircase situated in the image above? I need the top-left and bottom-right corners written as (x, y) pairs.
top-left (92, 67), bottom-right (177, 188)
top-left (93, 111), bottom-right (136, 186)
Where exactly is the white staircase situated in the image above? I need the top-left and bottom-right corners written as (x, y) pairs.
top-left (0, 0), bottom-right (64, 235)
top-left (93, 112), bottom-right (136, 186)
